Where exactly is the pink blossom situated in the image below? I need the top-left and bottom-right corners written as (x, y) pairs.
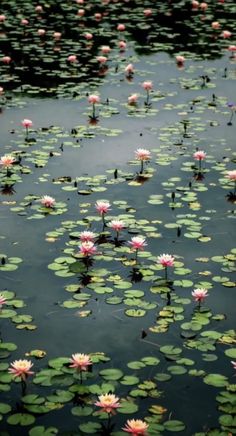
top-left (117, 23), bottom-right (125, 31)
top-left (228, 45), bottom-right (236, 52)
top-left (97, 56), bottom-right (107, 64)
top-left (76, 0), bottom-right (84, 3)
top-left (125, 63), bottom-right (134, 75)
top-left (38, 29), bottom-right (46, 36)
top-left (135, 148), bottom-right (151, 161)
top-left (128, 94), bottom-right (138, 105)
top-left (101, 45), bottom-right (111, 54)
top-left (192, 288), bottom-right (208, 302)
top-left (211, 21), bottom-right (220, 30)
top-left (0, 294), bottom-right (7, 307)
top-left (69, 353), bottom-right (92, 371)
top-left (200, 2), bottom-right (208, 11)
top-left (129, 236), bottom-right (147, 251)
top-left (226, 170), bottom-right (236, 181)
top-left (193, 150), bottom-right (206, 161)
top-left (122, 419), bottom-right (149, 435)
top-left (94, 13), bottom-right (102, 20)
top-left (95, 393), bottom-right (120, 414)
top-left (21, 19), bottom-right (29, 25)
top-left (53, 32), bottom-right (62, 40)
top-left (84, 32), bottom-right (93, 40)
top-left (119, 40), bottom-right (127, 50)
top-left (231, 361), bottom-right (236, 370)
top-left (110, 219), bottom-right (125, 232)
top-left (80, 231), bottom-right (96, 242)
top-left (2, 56), bottom-right (11, 64)
top-left (142, 81), bottom-right (153, 91)
top-left (221, 30), bottom-right (231, 38)
top-left (21, 119), bottom-right (33, 129)
top-left (95, 200), bottom-right (111, 215)
top-left (0, 15), bottom-right (6, 22)
top-left (192, 0), bottom-right (199, 9)
top-left (77, 9), bottom-right (85, 16)
top-left (176, 55), bottom-right (185, 65)
top-left (88, 94), bottom-right (100, 104)
top-left (157, 254), bottom-right (175, 267)
top-left (35, 5), bottom-right (43, 13)
top-left (79, 241), bottom-right (97, 257)
top-left (9, 360), bottom-right (34, 381)
top-left (0, 87), bottom-right (4, 95)
top-left (41, 195), bottom-right (56, 208)
top-left (144, 9), bottom-right (152, 17)
top-left (67, 55), bottom-right (77, 63)
top-left (0, 155), bottom-right (15, 168)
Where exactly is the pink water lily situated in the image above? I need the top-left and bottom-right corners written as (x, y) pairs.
top-left (0, 155), bottom-right (15, 168)
top-left (157, 254), bottom-right (174, 281)
top-left (194, 150), bottom-right (206, 171)
top-left (231, 361), bottom-right (236, 370)
top-left (95, 200), bottom-right (111, 215)
top-left (128, 94), bottom-right (138, 105)
top-left (129, 236), bottom-right (147, 251)
top-left (41, 195), bottom-right (55, 208)
top-left (192, 288), bottom-right (209, 304)
top-left (117, 23), bottom-right (125, 31)
top-left (69, 353), bottom-right (92, 371)
top-left (80, 231), bottom-right (96, 242)
top-left (122, 419), bottom-right (149, 435)
top-left (2, 56), bottom-right (11, 64)
top-left (0, 294), bottom-right (7, 307)
top-left (9, 360), bottom-right (34, 381)
top-left (79, 241), bottom-right (97, 257)
top-left (142, 81), bottom-right (153, 106)
top-left (67, 55), bottom-right (77, 63)
top-left (95, 393), bottom-right (120, 414)
top-left (119, 40), bottom-right (127, 51)
top-left (135, 148), bottom-right (151, 173)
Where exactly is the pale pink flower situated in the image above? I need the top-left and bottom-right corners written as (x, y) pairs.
top-left (226, 170), bottom-right (236, 181)
top-left (35, 5), bottom-right (43, 13)
top-left (21, 119), bottom-right (33, 129)
top-left (157, 254), bottom-right (175, 267)
top-left (76, 0), bottom-right (84, 3)
top-left (0, 155), bottom-right (15, 168)
top-left (200, 2), bottom-right (208, 11)
top-left (88, 94), bottom-right (100, 104)
top-left (79, 241), bottom-right (97, 257)
top-left (94, 13), bottom-right (102, 20)
top-left (176, 55), bottom-right (185, 65)
top-left (9, 360), bottom-right (34, 381)
top-left (53, 32), bottom-right (62, 40)
top-left (77, 9), bottom-right (85, 16)
top-left (119, 40), bottom-right (127, 50)
top-left (129, 236), bottom-right (147, 251)
top-left (0, 15), bottom-right (6, 22)
top-left (110, 219), bottom-right (125, 232)
top-left (135, 148), bottom-right (151, 161)
top-left (128, 94), bottom-right (138, 105)
top-left (95, 200), bottom-right (111, 215)
top-left (21, 19), bottom-right (29, 25)
top-left (69, 353), bottom-right (92, 371)
top-left (38, 29), bottom-right (46, 36)
top-left (122, 419), bottom-right (149, 435)
top-left (193, 150), bottom-right (206, 161)
top-left (221, 30), bottom-right (231, 38)
top-left (41, 195), bottom-right (56, 208)
top-left (97, 55), bottom-right (107, 64)
top-left (142, 81), bottom-right (153, 91)
top-left (0, 87), bottom-right (4, 95)
top-left (67, 55), bottom-right (77, 63)
top-left (211, 21), bottom-right (220, 30)
top-left (231, 361), bottom-right (236, 370)
top-left (117, 23), bottom-right (125, 31)
top-left (228, 45), bottom-right (236, 52)
top-left (80, 231), bottom-right (96, 242)
top-left (192, 288), bottom-right (208, 302)
top-left (192, 0), bottom-right (199, 9)
top-left (125, 63), bottom-right (134, 75)
top-left (101, 45), bottom-right (111, 54)
top-left (2, 56), bottom-right (11, 64)
top-left (84, 32), bottom-right (93, 40)
top-left (144, 9), bottom-right (152, 16)
top-left (95, 393), bottom-right (120, 414)
top-left (0, 294), bottom-right (7, 307)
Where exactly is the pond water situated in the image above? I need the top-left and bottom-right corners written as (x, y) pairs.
top-left (0, 1), bottom-right (236, 435)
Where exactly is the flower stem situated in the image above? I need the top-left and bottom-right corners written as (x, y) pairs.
top-left (140, 160), bottom-right (144, 174)
top-left (164, 266), bottom-right (168, 282)
top-left (92, 103), bottom-right (96, 119)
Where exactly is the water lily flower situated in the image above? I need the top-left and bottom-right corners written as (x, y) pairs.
top-left (135, 148), bottom-right (151, 173)
top-left (129, 236), bottom-right (147, 254)
top-left (84, 32), bottom-right (93, 40)
top-left (97, 55), bottom-right (107, 64)
top-left (94, 13), bottom-right (102, 21)
top-left (77, 8), bottom-right (85, 16)
top-left (9, 360), bottom-right (34, 381)
top-left (110, 219), bottom-right (125, 239)
top-left (95, 393), bottom-right (120, 414)
top-left (200, 2), bottom-right (208, 11)
top-left (192, 288), bottom-right (208, 303)
top-left (79, 241), bottom-right (97, 257)
top-left (95, 200), bottom-right (111, 215)
top-left (211, 21), bottom-right (220, 30)
top-left (88, 94), bottom-right (100, 119)
top-left (38, 29), bottom-right (46, 36)
top-left (0, 155), bottom-right (15, 168)
top-left (228, 45), bottom-right (236, 53)
top-left (119, 40), bottom-right (127, 51)
top-left (67, 55), bottom-right (77, 63)
top-left (193, 151), bottom-right (206, 161)
top-left (192, 0), bottom-right (199, 10)
top-left (125, 63), bottom-right (134, 76)
top-left (142, 81), bottom-right (153, 106)
top-left (2, 56), bottom-right (11, 64)
top-left (227, 170), bottom-right (236, 181)
top-left (53, 32), bottom-right (62, 40)
top-left (41, 195), bottom-right (56, 208)
top-left (122, 419), bottom-right (149, 435)
top-left (128, 94), bottom-right (138, 105)
top-left (0, 15), bottom-right (6, 22)
top-left (21, 19), bottom-right (29, 25)
top-left (80, 231), bottom-right (96, 242)
top-left (157, 254), bottom-right (175, 267)
top-left (176, 55), bottom-right (185, 66)
top-left (0, 294), bottom-right (7, 307)
top-left (144, 9), bottom-right (152, 16)
top-left (231, 361), bottom-right (236, 370)
top-left (35, 5), bottom-right (43, 13)
top-left (117, 23), bottom-right (125, 31)
top-left (0, 87), bottom-right (3, 95)
top-left (69, 353), bottom-right (92, 371)
top-left (221, 30), bottom-right (231, 38)
top-left (101, 45), bottom-right (111, 54)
